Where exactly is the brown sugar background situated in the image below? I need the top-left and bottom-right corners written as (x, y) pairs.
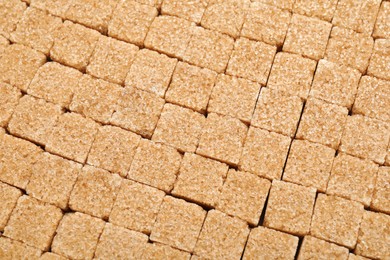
top-left (0, 0), bottom-right (389, 259)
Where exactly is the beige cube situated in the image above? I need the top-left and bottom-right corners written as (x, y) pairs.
top-left (87, 125), bottom-right (141, 176)
top-left (367, 39), bottom-right (390, 80)
top-left (161, 0), bottom-right (207, 23)
top-left (0, 237), bottom-right (42, 259)
top-left (264, 180), bottom-right (316, 236)
top-left (52, 212), bottom-right (105, 260)
top-left (327, 153), bottom-right (379, 206)
top-left (69, 165), bottom-right (122, 219)
top-left (128, 139), bottom-right (182, 192)
top-left (0, 0), bottom-right (26, 38)
top-left (373, 1), bottom-right (390, 39)
top-left (298, 236), bottom-right (349, 259)
top-left (227, 37), bottom-right (276, 84)
top-left (109, 179), bottom-right (165, 234)
top-left (243, 226), bottom-right (298, 260)
top-left (293, 0), bottom-right (338, 21)
top-left (40, 252), bottom-right (71, 260)
top-left (254, 0), bottom-right (294, 10)
top-left (371, 167), bottom-right (390, 214)
top-left (172, 153), bottom-right (229, 207)
top-left (30, 0), bottom-right (72, 18)
top-left (339, 115), bottom-right (390, 164)
top-left (165, 62), bottom-right (217, 113)
top-left (150, 196), bottom-right (206, 252)
top-left (27, 153), bottom-right (82, 209)
top-left (194, 210), bottom-right (249, 259)
top-left (4, 196), bottom-right (63, 251)
top-left (0, 182), bottom-right (22, 231)
top-left (296, 98), bottom-right (348, 149)
top-left (208, 74), bottom-right (261, 122)
top-left (311, 194), bottom-right (364, 249)
top-left (142, 243), bottom-right (191, 259)
top-left (283, 14), bottom-right (332, 60)
top-left (217, 169), bottom-right (271, 225)
top-left (0, 83), bottom-right (22, 127)
top-left (310, 59), bottom-right (361, 108)
top-left (240, 127), bottom-right (291, 180)
top-left (283, 139), bottom-right (335, 192)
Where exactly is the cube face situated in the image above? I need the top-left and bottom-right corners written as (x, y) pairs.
top-left (367, 39), bottom-right (390, 80)
top-left (254, 0), bottom-right (294, 10)
top-left (52, 212), bottom-right (105, 260)
top-left (30, 0), bottom-right (72, 18)
top-left (283, 140), bottom-right (335, 192)
top-left (197, 113), bottom-right (248, 166)
top-left (310, 59), bottom-right (361, 108)
top-left (217, 169), bottom-right (271, 225)
top-left (298, 236), bottom-right (349, 259)
top-left (87, 125), bottom-right (141, 176)
top-left (293, 0), bottom-right (338, 22)
top-left (243, 227), bottom-right (299, 260)
top-left (194, 210), bottom-right (249, 259)
top-left (339, 115), bottom-right (390, 164)
top-left (283, 14), bottom-right (332, 60)
top-left (296, 98), bottom-right (348, 149)
top-left (373, 2), bottom-right (390, 39)
top-left (172, 153), bottom-right (229, 207)
top-left (150, 196), bottom-right (206, 252)
top-left (371, 167), bottom-right (390, 214)
top-left (3, 196), bottom-right (63, 251)
top-left (0, 0), bottom-right (27, 38)
top-left (69, 165), bottom-right (122, 219)
top-left (208, 74), bottom-right (261, 122)
top-left (162, 1), bottom-right (207, 24)
top-left (0, 237), bottom-right (42, 260)
top-left (252, 88), bottom-right (304, 137)
top-left (264, 181), bottom-right (316, 236)
top-left (240, 127), bottom-right (291, 180)
top-left (311, 194), bottom-right (364, 249)
top-left (142, 243), bottom-right (191, 259)
top-left (128, 139), bottom-right (182, 192)
top-left (109, 180), bottom-right (165, 234)
top-left (0, 83), bottom-right (22, 127)
top-left (27, 153), bottom-right (82, 209)
top-left (0, 182), bottom-right (22, 231)
top-left (267, 52), bottom-right (317, 99)
top-left (227, 37), bottom-right (276, 84)
top-left (327, 153), bottom-right (379, 206)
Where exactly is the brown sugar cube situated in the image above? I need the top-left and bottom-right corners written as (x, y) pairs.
top-left (367, 39), bottom-right (390, 80)
top-left (252, 88), bottom-right (304, 137)
top-left (50, 21), bottom-right (100, 71)
top-left (0, 44), bottom-right (46, 92)
top-left (0, 237), bottom-right (42, 259)
top-left (208, 74), bottom-right (261, 122)
top-left (197, 113), bottom-right (248, 166)
top-left (10, 7), bottom-right (62, 55)
top-left (293, 0), bottom-right (338, 22)
top-left (87, 125), bottom-right (140, 177)
top-left (165, 62), bottom-right (218, 113)
top-left (150, 196), bottom-right (206, 252)
top-left (333, 0), bottom-right (381, 35)
top-left (371, 167), bottom-right (390, 214)
top-left (0, 182), bottom-right (22, 231)
top-left (283, 14), bottom-right (332, 60)
top-left (296, 98), bottom-right (348, 149)
top-left (264, 180), bottom-right (316, 236)
top-left (8, 95), bottom-right (63, 146)
top-left (267, 52), bottom-right (317, 99)
top-left (254, 0), bottom-right (294, 10)
top-left (69, 165), bottom-right (122, 219)
top-left (30, 0), bottom-right (72, 18)
top-left (161, 0), bottom-right (207, 23)
top-left (40, 252), bottom-right (68, 260)
top-left (0, 134), bottom-right (42, 189)
top-left (310, 60), bottom-right (361, 108)
top-left (27, 62), bottom-right (83, 108)
top-left (298, 236), bottom-right (349, 259)
top-left (108, 0), bottom-right (157, 46)
top-left (356, 211), bottom-right (390, 259)
top-left (241, 2), bottom-right (291, 47)
top-left (65, 0), bottom-right (118, 34)
top-left (311, 194), bottom-right (364, 249)
top-left (144, 15), bottom-right (195, 59)
top-left (4, 196), bottom-right (63, 251)
top-left (125, 49), bottom-right (177, 97)
top-left (227, 37), bottom-right (276, 84)
top-left (27, 153), bottom-right (81, 210)
top-left (194, 210), bottom-right (249, 259)
top-left (243, 226), bottom-right (299, 260)
top-left (0, 83), bottom-right (21, 127)
top-left (201, 0), bottom-right (249, 38)
top-left (217, 169), bottom-right (271, 225)
top-left (109, 179), bottom-right (165, 234)
top-left (239, 127), bottom-right (291, 180)
top-left (172, 153), bottom-right (229, 207)
top-left (152, 103), bottom-right (206, 153)
top-left (128, 139), bottom-right (182, 192)
top-left (0, 0), bottom-right (26, 38)
top-left (142, 243), bottom-right (191, 259)
top-left (348, 254), bottom-right (370, 260)
top-left (51, 212), bottom-right (105, 260)
top-left (373, 2), bottom-right (390, 39)
top-left (339, 115), bottom-right (390, 164)
top-left (283, 140), bottom-right (335, 192)
top-left (46, 112), bottom-right (99, 164)
top-left (325, 27), bottom-right (374, 73)
top-left (327, 153), bottom-right (379, 206)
